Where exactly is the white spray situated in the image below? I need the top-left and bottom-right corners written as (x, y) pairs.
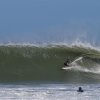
top-left (62, 57), bottom-right (100, 74)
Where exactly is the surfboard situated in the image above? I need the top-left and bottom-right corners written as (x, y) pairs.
top-left (62, 57), bottom-right (83, 70)
top-left (62, 66), bottom-right (73, 70)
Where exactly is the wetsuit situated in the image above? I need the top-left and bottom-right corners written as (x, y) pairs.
top-left (64, 60), bottom-right (70, 66)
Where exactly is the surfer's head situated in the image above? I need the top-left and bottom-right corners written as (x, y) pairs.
top-left (78, 87), bottom-right (84, 92)
top-left (79, 87), bottom-right (82, 90)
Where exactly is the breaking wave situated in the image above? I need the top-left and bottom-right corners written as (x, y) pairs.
top-left (0, 42), bottom-right (100, 83)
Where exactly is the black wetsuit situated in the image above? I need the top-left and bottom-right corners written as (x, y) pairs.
top-left (64, 60), bottom-right (70, 66)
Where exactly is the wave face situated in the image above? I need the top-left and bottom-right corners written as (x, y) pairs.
top-left (0, 44), bottom-right (100, 83)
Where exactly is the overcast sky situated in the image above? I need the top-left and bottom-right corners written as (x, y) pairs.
top-left (0, 0), bottom-right (100, 44)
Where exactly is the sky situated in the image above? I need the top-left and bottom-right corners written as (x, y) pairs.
top-left (0, 0), bottom-right (100, 44)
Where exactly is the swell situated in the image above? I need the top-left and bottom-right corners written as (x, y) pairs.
top-left (0, 45), bottom-right (100, 83)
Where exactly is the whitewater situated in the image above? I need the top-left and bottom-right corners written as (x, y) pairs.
top-left (0, 83), bottom-right (99, 100)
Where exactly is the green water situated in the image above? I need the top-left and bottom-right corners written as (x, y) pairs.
top-left (0, 45), bottom-right (100, 83)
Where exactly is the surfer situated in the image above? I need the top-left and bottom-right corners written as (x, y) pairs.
top-left (64, 58), bottom-right (70, 66)
top-left (77, 87), bottom-right (84, 92)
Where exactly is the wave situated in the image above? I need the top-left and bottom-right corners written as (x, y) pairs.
top-left (0, 43), bottom-right (100, 83)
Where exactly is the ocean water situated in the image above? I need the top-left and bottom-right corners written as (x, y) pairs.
top-left (0, 44), bottom-right (100, 83)
top-left (0, 83), bottom-right (100, 100)
top-left (0, 43), bottom-right (100, 99)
